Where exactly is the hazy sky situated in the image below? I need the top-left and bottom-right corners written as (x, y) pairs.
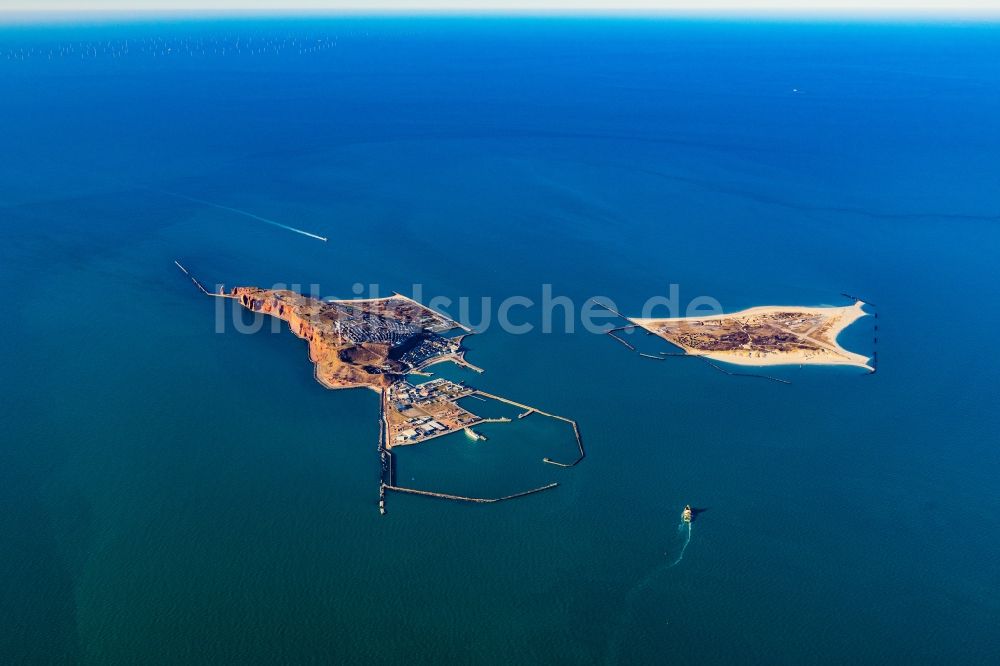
top-left (4, 1), bottom-right (1000, 15)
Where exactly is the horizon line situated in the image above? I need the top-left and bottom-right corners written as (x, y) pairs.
top-left (3, 8), bottom-right (1000, 23)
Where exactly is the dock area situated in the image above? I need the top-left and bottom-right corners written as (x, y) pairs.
top-left (380, 388), bottom-right (584, 512)
top-left (473, 391), bottom-right (585, 468)
top-left (176, 260), bottom-right (582, 515)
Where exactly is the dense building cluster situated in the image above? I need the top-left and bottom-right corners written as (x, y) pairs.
top-left (388, 379), bottom-right (479, 444)
top-left (397, 336), bottom-right (460, 368)
top-left (390, 378), bottom-right (471, 409)
top-left (334, 313), bottom-right (421, 346)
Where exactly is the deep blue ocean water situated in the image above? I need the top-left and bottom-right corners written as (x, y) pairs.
top-left (1, 17), bottom-right (999, 663)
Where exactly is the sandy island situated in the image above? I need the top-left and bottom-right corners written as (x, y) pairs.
top-left (632, 300), bottom-right (872, 371)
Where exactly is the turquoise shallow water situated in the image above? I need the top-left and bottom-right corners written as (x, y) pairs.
top-left (2, 17), bottom-right (1000, 663)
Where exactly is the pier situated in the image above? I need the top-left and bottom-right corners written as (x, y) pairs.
top-left (589, 298), bottom-right (634, 324)
top-left (592, 299), bottom-right (642, 353)
top-left (378, 389), bottom-right (391, 514)
top-left (841, 292), bottom-right (876, 308)
top-left (696, 357), bottom-right (792, 384)
top-left (174, 260), bottom-right (219, 297)
top-left (454, 356), bottom-right (485, 373)
top-left (608, 330), bottom-right (636, 351)
top-left (474, 391), bottom-right (586, 467)
top-left (383, 482), bottom-right (559, 504)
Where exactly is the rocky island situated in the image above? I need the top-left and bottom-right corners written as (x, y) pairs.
top-left (226, 285), bottom-right (478, 390)
top-left (176, 261), bottom-right (583, 511)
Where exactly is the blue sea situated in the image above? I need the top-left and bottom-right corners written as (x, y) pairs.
top-left (1, 16), bottom-right (999, 664)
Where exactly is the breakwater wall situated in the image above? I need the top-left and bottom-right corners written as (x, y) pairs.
top-left (474, 391), bottom-right (586, 467)
top-left (383, 482), bottom-right (558, 504)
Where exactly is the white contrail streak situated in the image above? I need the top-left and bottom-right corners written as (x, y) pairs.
top-left (157, 189), bottom-right (328, 242)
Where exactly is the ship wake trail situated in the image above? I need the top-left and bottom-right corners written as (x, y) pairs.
top-left (668, 521), bottom-right (692, 568)
top-left (604, 522), bottom-right (692, 664)
top-left (155, 189), bottom-right (328, 242)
